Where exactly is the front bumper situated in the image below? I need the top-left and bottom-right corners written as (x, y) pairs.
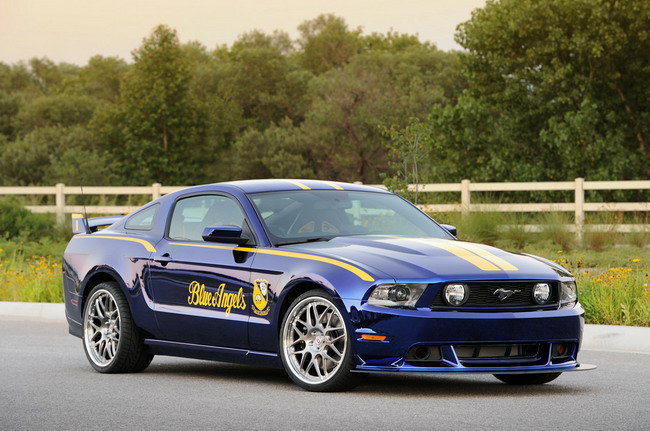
top-left (345, 300), bottom-right (589, 374)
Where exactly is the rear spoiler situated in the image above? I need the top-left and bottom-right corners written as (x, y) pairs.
top-left (72, 214), bottom-right (124, 234)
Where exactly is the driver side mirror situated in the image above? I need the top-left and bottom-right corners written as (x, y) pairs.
top-left (202, 226), bottom-right (251, 245)
top-left (441, 224), bottom-right (457, 237)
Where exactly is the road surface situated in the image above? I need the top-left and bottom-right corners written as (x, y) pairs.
top-left (1, 318), bottom-right (648, 430)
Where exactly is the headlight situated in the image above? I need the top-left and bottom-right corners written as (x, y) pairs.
top-left (368, 284), bottom-right (428, 308)
top-left (443, 283), bottom-right (469, 306)
top-left (532, 283), bottom-right (551, 304)
top-left (560, 281), bottom-right (578, 309)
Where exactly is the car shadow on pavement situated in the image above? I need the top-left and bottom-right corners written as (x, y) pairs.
top-left (354, 373), bottom-right (591, 397)
top-left (142, 359), bottom-right (293, 386)
top-left (139, 359), bottom-right (591, 396)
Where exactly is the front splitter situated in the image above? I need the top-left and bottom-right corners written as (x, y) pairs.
top-left (353, 362), bottom-right (597, 374)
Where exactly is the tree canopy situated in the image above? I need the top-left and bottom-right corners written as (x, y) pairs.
top-left (0, 4), bottom-right (646, 189)
top-left (426, 0), bottom-right (650, 183)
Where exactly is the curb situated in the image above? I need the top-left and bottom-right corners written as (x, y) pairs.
top-left (1, 302), bottom-right (649, 354)
top-left (0, 301), bottom-right (66, 321)
top-left (580, 324), bottom-right (650, 354)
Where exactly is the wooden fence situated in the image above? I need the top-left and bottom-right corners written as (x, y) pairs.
top-left (1, 179), bottom-right (648, 239)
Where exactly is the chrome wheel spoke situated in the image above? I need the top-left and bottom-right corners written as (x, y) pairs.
top-left (312, 357), bottom-right (323, 379)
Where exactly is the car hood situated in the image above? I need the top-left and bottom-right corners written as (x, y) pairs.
top-left (282, 235), bottom-right (564, 282)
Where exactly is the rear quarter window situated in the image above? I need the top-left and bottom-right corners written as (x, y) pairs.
top-left (125, 204), bottom-right (159, 230)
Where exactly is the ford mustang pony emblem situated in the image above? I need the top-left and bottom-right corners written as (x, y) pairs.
top-left (493, 288), bottom-right (521, 301)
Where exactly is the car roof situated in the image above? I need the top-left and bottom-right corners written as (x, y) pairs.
top-left (221, 179), bottom-right (392, 194)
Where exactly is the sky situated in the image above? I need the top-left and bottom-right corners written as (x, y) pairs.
top-left (0, 0), bottom-right (487, 65)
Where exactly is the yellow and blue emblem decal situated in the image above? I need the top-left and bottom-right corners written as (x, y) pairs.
top-left (252, 279), bottom-right (271, 316)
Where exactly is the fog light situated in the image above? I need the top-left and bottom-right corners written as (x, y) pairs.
top-left (552, 342), bottom-right (572, 358)
top-left (533, 283), bottom-right (551, 304)
top-left (443, 284), bottom-right (468, 306)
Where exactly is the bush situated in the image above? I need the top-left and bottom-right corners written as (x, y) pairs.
top-left (0, 200), bottom-right (52, 241)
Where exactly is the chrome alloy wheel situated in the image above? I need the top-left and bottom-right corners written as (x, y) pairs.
top-left (282, 296), bottom-right (348, 384)
top-left (84, 289), bottom-right (121, 367)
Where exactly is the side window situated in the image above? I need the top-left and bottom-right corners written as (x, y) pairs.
top-left (168, 195), bottom-right (246, 241)
top-left (125, 204), bottom-right (159, 230)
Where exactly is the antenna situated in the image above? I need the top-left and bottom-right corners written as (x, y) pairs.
top-left (80, 185), bottom-right (91, 234)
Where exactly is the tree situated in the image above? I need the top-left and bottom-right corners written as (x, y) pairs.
top-left (16, 94), bottom-right (99, 133)
top-left (381, 118), bottom-right (433, 204)
top-left (297, 14), bottom-right (363, 74)
top-left (299, 46), bottom-right (461, 183)
top-left (63, 56), bottom-right (129, 103)
top-left (99, 25), bottom-right (205, 184)
top-left (230, 119), bottom-right (315, 179)
top-left (0, 126), bottom-right (114, 186)
top-left (215, 38), bottom-right (312, 129)
top-left (429, 0), bottom-right (650, 182)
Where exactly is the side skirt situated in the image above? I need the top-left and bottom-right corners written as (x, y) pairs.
top-left (144, 339), bottom-right (282, 368)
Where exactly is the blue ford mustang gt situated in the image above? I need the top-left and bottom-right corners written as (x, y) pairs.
top-left (63, 179), bottom-right (594, 391)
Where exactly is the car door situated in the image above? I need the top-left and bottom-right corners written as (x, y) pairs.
top-left (148, 193), bottom-right (255, 349)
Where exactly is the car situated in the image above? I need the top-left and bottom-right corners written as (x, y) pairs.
top-left (62, 179), bottom-right (595, 391)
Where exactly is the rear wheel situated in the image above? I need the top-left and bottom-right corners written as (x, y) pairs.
top-left (279, 290), bottom-right (365, 391)
top-left (82, 282), bottom-right (153, 373)
top-left (493, 372), bottom-right (562, 385)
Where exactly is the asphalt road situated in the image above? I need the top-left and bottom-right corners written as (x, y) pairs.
top-left (1, 318), bottom-right (649, 431)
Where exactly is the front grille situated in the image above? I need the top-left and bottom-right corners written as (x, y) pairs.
top-left (431, 282), bottom-right (558, 309)
top-left (454, 343), bottom-right (540, 360)
top-left (453, 343), bottom-right (544, 366)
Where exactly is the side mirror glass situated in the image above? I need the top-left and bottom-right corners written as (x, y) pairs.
top-left (202, 226), bottom-right (250, 245)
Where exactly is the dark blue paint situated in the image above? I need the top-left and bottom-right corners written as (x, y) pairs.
top-left (63, 180), bottom-right (587, 375)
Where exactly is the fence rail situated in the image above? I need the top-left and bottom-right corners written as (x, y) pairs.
top-left (1, 179), bottom-right (648, 239)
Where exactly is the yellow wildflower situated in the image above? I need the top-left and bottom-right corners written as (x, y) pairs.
top-left (632, 258), bottom-right (640, 263)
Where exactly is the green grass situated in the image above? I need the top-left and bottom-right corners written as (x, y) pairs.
top-left (0, 240), bottom-right (66, 302)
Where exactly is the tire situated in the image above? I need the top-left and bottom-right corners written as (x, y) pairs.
top-left (493, 372), bottom-right (562, 385)
top-left (279, 290), bottom-right (366, 391)
top-left (82, 282), bottom-right (153, 373)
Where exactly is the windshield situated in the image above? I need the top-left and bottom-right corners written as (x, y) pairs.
top-left (249, 190), bottom-right (453, 245)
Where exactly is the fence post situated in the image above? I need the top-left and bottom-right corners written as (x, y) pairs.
top-left (461, 179), bottom-right (471, 218)
top-left (55, 183), bottom-right (65, 225)
top-left (574, 178), bottom-right (585, 243)
top-left (152, 183), bottom-right (161, 200)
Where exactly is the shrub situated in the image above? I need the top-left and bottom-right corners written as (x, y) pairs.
top-left (538, 212), bottom-right (575, 251)
top-left (0, 200), bottom-right (52, 241)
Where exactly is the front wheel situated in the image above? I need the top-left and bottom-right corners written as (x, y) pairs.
top-left (82, 282), bottom-right (153, 373)
top-left (279, 290), bottom-right (365, 391)
top-left (493, 372), bottom-right (562, 385)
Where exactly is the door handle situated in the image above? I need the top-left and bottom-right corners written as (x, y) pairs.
top-left (154, 253), bottom-right (173, 266)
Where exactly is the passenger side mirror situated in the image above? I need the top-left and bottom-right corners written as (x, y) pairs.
top-left (202, 226), bottom-right (250, 245)
top-left (441, 224), bottom-right (457, 237)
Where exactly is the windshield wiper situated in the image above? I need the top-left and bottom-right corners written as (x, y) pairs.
top-left (275, 237), bottom-right (334, 246)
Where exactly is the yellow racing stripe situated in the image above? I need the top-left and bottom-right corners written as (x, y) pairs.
top-left (447, 242), bottom-right (519, 271)
top-left (283, 180), bottom-right (311, 190)
top-left (423, 241), bottom-right (502, 271)
top-left (169, 242), bottom-right (375, 282)
top-left (391, 237), bottom-right (501, 271)
top-left (323, 181), bottom-right (344, 190)
top-left (78, 235), bottom-right (157, 252)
